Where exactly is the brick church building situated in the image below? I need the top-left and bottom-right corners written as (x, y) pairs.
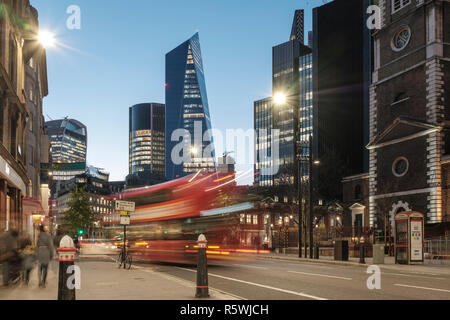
top-left (368, 0), bottom-right (450, 238)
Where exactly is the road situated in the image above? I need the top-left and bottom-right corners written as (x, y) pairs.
top-left (131, 258), bottom-right (450, 300)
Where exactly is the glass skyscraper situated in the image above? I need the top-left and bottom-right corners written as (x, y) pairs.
top-left (254, 9), bottom-right (312, 188)
top-left (129, 103), bottom-right (166, 185)
top-left (46, 118), bottom-right (87, 183)
top-left (165, 33), bottom-right (216, 180)
top-left (254, 98), bottom-right (274, 187)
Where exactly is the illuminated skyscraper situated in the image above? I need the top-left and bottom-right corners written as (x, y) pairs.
top-left (165, 33), bottom-right (216, 180)
top-left (46, 118), bottom-right (87, 164)
top-left (129, 103), bottom-right (166, 186)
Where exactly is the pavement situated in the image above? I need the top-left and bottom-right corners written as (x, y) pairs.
top-left (0, 255), bottom-right (238, 300)
top-left (2, 245), bottom-right (450, 300)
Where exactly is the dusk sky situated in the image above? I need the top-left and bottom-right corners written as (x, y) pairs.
top-left (31, 0), bottom-right (329, 184)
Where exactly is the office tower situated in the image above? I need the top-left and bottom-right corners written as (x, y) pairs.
top-left (46, 118), bottom-right (87, 164)
top-left (290, 9), bottom-right (304, 43)
top-left (46, 118), bottom-right (87, 183)
top-left (254, 98), bottom-right (273, 187)
top-left (129, 103), bottom-right (166, 186)
top-left (254, 10), bottom-right (311, 189)
top-left (312, 0), bottom-right (371, 201)
top-left (368, 0), bottom-right (450, 236)
top-left (165, 33), bottom-right (216, 180)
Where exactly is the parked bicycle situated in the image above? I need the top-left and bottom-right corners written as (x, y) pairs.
top-left (117, 245), bottom-right (132, 270)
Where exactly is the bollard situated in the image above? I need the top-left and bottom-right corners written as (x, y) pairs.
top-left (314, 244), bottom-right (320, 260)
top-left (195, 234), bottom-right (209, 298)
top-left (57, 235), bottom-right (77, 300)
top-left (359, 242), bottom-right (366, 264)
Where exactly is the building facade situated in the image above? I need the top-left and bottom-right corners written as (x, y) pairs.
top-left (165, 33), bottom-right (216, 180)
top-left (46, 118), bottom-right (87, 164)
top-left (55, 166), bottom-right (116, 236)
top-left (128, 103), bottom-right (165, 187)
top-left (368, 0), bottom-right (450, 238)
top-left (312, 0), bottom-right (372, 201)
top-left (254, 10), bottom-right (312, 190)
top-left (0, 0), bottom-right (48, 233)
top-left (254, 97), bottom-right (273, 187)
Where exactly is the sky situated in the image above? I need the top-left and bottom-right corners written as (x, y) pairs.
top-left (31, 0), bottom-right (330, 184)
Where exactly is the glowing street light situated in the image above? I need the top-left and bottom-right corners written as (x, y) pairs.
top-left (38, 31), bottom-right (56, 49)
top-left (273, 93), bottom-right (287, 105)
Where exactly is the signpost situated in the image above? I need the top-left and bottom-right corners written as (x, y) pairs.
top-left (115, 200), bottom-right (135, 269)
top-left (115, 200), bottom-right (135, 213)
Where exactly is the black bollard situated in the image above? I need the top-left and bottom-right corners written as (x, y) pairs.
top-left (359, 242), bottom-right (366, 264)
top-left (195, 234), bottom-right (209, 298)
top-left (314, 244), bottom-right (320, 260)
top-left (57, 236), bottom-right (77, 300)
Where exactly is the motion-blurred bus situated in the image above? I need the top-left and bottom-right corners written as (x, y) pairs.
top-left (104, 172), bottom-right (269, 264)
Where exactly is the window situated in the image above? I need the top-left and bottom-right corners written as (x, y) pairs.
top-left (240, 214), bottom-right (245, 224)
top-left (391, 25), bottom-right (411, 52)
top-left (253, 215), bottom-right (258, 225)
top-left (392, 0), bottom-right (411, 14)
top-left (246, 215), bottom-right (252, 224)
top-left (392, 157), bottom-right (409, 177)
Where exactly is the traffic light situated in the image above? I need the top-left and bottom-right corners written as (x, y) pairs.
top-left (78, 229), bottom-right (84, 236)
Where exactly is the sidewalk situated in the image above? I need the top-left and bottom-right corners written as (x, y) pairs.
top-left (0, 257), bottom-right (238, 300)
top-left (258, 253), bottom-right (450, 275)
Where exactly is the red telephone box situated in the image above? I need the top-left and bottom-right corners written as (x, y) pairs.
top-left (394, 212), bottom-right (424, 265)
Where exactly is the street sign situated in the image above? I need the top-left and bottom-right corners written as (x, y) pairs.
top-left (115, 200), bottom-right (135, 212)
top-left (120, 211), bottom-right (130, 216)
top-left (120, 216), bottom-right (131, 226)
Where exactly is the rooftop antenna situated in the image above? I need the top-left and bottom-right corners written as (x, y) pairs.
top-left (46, 114), bottom-right (53, 121)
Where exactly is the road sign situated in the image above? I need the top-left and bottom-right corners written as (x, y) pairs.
top-left (120, 216), bottom-right (131, 226)
top-left (115, 200), bottom-right (135, 212)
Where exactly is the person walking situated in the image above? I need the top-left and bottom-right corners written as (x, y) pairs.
top-left (0, 230), bottom-right (20, 287)
top-left (19, 238), bottom-right (36, 286)
top-left (36, 225), bottom-right (55, 288)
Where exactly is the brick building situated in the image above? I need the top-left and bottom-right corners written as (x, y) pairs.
top-left (368, 0), bottom-right (450, 238)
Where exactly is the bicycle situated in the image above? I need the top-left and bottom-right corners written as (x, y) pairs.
top-left (117, 246), bottom-right (132, 270)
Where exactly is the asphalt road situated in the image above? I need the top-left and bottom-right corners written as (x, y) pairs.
top-left (132, 258), bottom-right (450, 300)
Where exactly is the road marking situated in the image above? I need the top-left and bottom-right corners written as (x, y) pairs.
top-left (288, 271), bottom-right (352, 281)
top-left (384, 273), bottom-right (444, 280)
top-left (232, 264), bottom-right (268, 270)
top-left (177, 267), bottom-right (327, 300)
top-left (95, 282), bottom-right (119, 286)
top-left (394, 284), bottom-right (450, 293)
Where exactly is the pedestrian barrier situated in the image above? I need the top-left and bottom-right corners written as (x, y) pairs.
top-left (57, 235), bottom-right (77, 300)
top-left (195, 234), bottom-right (209, 298)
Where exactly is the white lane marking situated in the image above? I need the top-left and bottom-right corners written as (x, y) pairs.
top-left (177, 267), bottom-right (327, 300)
top-left (134, 265), bottom-right (244, 300)
top-left (233, 264), bottom-right (269, 270)
top-left (288, 271), bottom-right (352, 281)
top-left (384, 273), bottom-right (444, 280)
top-left (394, 284), bottom-right (450, 293)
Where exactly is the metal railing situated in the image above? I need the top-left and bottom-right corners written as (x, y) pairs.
top-left (424, 238), bottom-right (450, 260)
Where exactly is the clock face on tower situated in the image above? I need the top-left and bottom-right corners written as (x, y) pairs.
top-left (391, 26), bottom-right (411, 52)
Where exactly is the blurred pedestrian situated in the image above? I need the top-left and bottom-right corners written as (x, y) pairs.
top-left (36, 225), bottom-right (55, 288)
top-left (0, 230), bottom-right (20, 287)
top-left (19, 237), bottom-right (36, 285)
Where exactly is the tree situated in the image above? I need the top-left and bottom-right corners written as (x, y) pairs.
top-left (63, 186), bottom-right (96, 236)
